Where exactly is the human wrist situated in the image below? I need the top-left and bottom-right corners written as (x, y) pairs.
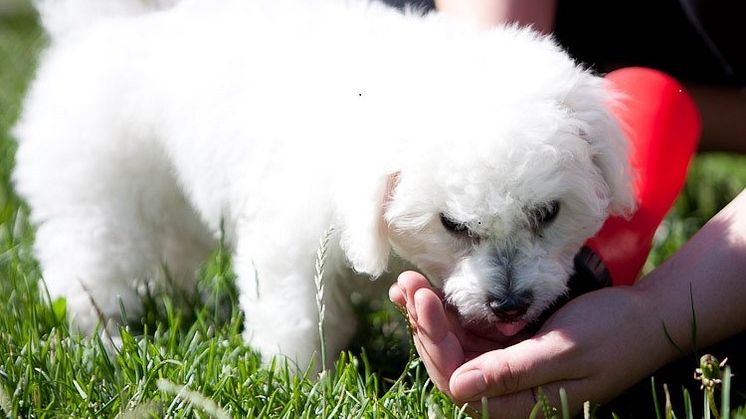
top-left (601, 286), bottom-right (680, 379)
top-left (628, 281), bottom-right (690, 367)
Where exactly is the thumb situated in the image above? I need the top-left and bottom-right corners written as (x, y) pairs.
top-left (448, 331), bottom-right (581, 401)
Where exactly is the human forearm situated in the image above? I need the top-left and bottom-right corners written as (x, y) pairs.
top-left (434, 0), bottom-right (556, 32)
top-left (637, 189), bottom-right (746, 362)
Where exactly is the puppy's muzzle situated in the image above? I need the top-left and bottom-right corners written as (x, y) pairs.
top-left (487, 291), bottom-right (533, 322)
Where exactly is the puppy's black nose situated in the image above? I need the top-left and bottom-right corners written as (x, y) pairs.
top-left (488, 292), bottom-right (532, 322)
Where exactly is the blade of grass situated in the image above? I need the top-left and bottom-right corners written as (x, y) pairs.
top-left (560, 388), bottom-right (570, 419)
top-left (652, 376), bottom-right (663, 419)
top-left (722, 366), bottom-right (732, 419)
top-left (683, 387), bottom-right (694, 419)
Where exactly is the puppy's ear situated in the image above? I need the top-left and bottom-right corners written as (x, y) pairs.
top-left (335, 170), bottom-right (398, 278)
top-left (566, 77), bottom-right (636, 216)
top-left (585, 106), bottom-right (637, 216)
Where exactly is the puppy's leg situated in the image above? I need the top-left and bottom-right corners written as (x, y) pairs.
top-left (235, 240), bottom-right (357, 372)
top-left (15, 121), bottom-right (212, 337)
top-left (33, 208), bottom-right (160, 335)
top-left (236, 253), bottom-right (320, 371)
top-left (34, 183), bottom-right (214, 335)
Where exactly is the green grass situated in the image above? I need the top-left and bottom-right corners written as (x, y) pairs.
top-left (1, 10), bottom-right (745, 419)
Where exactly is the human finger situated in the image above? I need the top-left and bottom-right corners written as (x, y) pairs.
top-left (396, 271), bottom-right (433, 322)
top-left (392, 271), bottom-right (462, 393)
top-left (411, 287), bottom-right (465, 393)
top-left (448, 331), bottom-right (583, 401)
top-left (388, 282), bottom-right (406, 308)
top-left (414, 288), bottom-right (464, 358)
top-left (411, 329), bottom-right (455, 395)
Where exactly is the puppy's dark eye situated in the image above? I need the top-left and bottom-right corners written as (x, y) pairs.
top-left (440, 213), bottom-right (469, 235)
top-left (534, 200), bottom-right (560, 227)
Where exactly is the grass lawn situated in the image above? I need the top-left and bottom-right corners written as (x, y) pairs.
top-left (1, 9), bottom-right (746, 419)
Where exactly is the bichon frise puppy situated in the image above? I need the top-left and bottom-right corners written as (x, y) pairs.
top-left (13, 0), bottom-right (634, 369)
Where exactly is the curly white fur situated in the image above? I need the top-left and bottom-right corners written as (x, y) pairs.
top-left (14, 0), bottom-right (634, 369)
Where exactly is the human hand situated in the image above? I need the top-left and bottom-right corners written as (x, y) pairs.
top-left (389, 271), bottom-right (529, 397)
top-left (390, 271), bottom-right (668, 418)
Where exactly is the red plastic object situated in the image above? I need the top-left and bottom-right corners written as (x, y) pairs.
top-left (586, 67), bottom-right (701, 286)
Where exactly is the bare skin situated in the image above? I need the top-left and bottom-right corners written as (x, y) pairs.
top-left (434, 0), bottom-right (556, 33)
top-left (390, 190), bottom-right (746, 417)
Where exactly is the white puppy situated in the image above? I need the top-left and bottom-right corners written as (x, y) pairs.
top-left (13, 0), bottom-right (634, 369)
